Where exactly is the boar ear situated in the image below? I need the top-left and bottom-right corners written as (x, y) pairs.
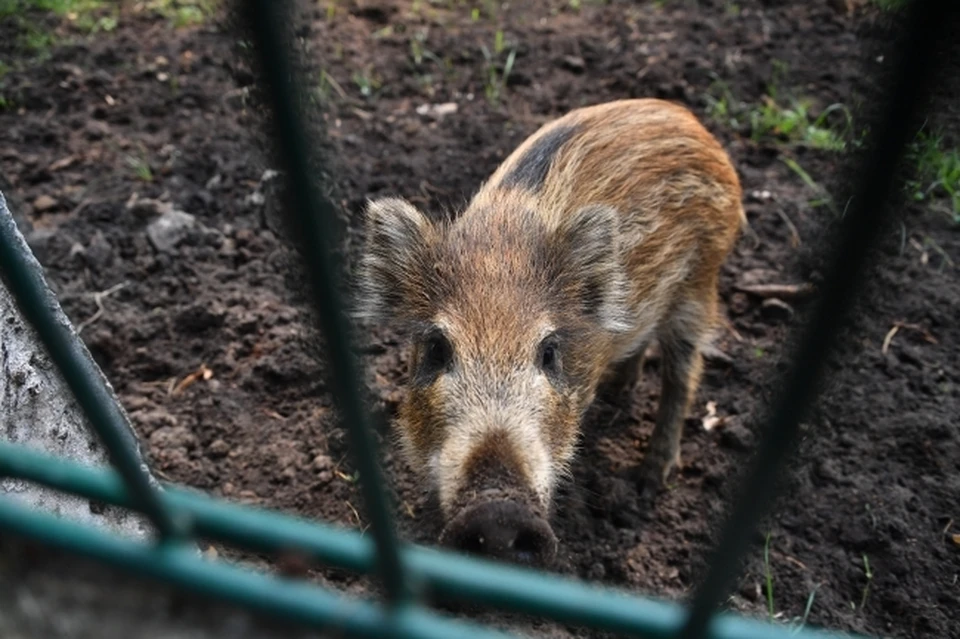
top-left (554, 204), bottom-right (631, 333)
top-left (354, 197), bottom-right (433, 325)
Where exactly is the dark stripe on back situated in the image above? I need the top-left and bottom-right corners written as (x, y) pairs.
top-left (500, 124), bottom-right (580, 192)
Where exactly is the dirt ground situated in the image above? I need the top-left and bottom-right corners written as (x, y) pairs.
top-left (1, 1), bottom-right (958, 638)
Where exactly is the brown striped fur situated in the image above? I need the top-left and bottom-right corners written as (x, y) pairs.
top-left (357, 99), bottom-right (744, 542)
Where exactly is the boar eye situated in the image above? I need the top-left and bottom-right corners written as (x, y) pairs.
top-left (537, 335), bottom-right (561, 378)
top-left (418, 329), bottom-right (453, 381)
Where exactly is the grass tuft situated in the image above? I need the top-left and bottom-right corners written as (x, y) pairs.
top-left (872, 0), bottom-right (910, 11)
top-left (906, 129), bottom-right (960, 223)
top-left (480, 29), bottom-right (516, 105)
top-left (706, 62), bottom-right (855, 152)
top-left (144, 0), bottom-right (219, 28)
top-left (763, 532), bottom-right (776, 620)
top-left (859, 554), bottom-right (874, 611)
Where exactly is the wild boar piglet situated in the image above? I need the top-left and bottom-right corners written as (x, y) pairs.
top-left (357, 98), bottom-right (744, 566)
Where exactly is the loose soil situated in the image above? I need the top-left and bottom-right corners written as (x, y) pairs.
top-left (1, 1), bottom-right (957, 638)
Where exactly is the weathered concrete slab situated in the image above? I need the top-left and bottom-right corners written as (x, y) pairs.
top-left (0, 536), bottom-right (322, 639)
top-left (0, 190), bottom-right (151, 539)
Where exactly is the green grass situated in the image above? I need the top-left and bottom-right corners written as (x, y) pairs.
top-left (707, 82), bottom-right (852, 152)
top-left (144, 0), bottom-right (219, 27)
top-left (859, 554), bottom-right (873, 611)
top-left (906, 130), bottom-right (960, 223)
top-left (126, 155), bottom-right (154, 182)
top-left (871, 0), bottom-right (910, 11)
top-left (0, 61), bottom-right (9, 111)
top-left (480, 29), bottom-right (516, 105)
top-left (0, 0), bottom-right (111, 25)
top-left (0, 0), bottom-right (117, 56)
top-left (706, 61), bottom-right (855, 152)
top-left (351, 67), bottom-right (383, 99)
top-left (759, 533), bottom-right (820, 632)
top-left (0, 0), bottom-right (100, 16)
top-left (749, 98), bottom-right (852, 151)
top-left (763, 532), bottom-right (775, 620)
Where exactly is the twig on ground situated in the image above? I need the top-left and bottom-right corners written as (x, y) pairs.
top-left (735, 282), bottom-right (816, 300)
top-left (881, 321), bottom-right (937, 354)
top-left (76, 281), bottom-right (129, 334)
top-left (776, 208), bottom-right (802, 248)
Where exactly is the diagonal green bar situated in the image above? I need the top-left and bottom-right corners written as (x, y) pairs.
top-left (0, 441), bottom-right (869, 639)
top-left (678, 2), bottom-right (957, 638)
top-left (241, 0), bottom-right (405, 603)
top-left (0, 194), bottom-right (181, 540)
top-left (0, 496), bottom-right (515, 639)
top-left (0, 440), bottom-right (376, 575)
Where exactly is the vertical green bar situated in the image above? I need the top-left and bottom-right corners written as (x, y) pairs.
top-left (242, 0), bottom-right (407, 603)
top-left (678, 1), bottom-right (955, 637)
top-left (0, 193), bottom-right (180, 540)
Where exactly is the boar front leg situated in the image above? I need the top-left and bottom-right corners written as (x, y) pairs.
top-left (638, 326), bottom-right (704, 491)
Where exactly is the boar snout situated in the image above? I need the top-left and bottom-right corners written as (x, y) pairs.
top-left (440, 500), bottom-right (558, 567)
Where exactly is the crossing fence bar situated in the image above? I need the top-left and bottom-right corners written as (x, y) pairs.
top-left (0, 0), bottom-right (955, 637)
top-left (0, 441), bottom-right (859, 639)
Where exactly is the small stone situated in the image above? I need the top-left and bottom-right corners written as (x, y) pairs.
top-left (313, 453), bottom-right (332, 471)
top-left (415, 102), bottom-right (458, 119)
top-left (813, 458), bottom-right (842, 485)
top-left (561, 55), bottom-right (586, 72)
top-left (245, 191), bottom-right (265, 207)
top-left (32, 195), bottom-right (57, 212)
top-left (126, 195), bottom-right (172, 219)
top-left (585, 562), bottom-right (605, 581)
top-left (175, 301), bottom-right (226, 333)
top-left (205, 174), bottom-right (222, 190)
top-left (729, 291), bottom-right (751, 315)
top-left (720, 420), bottom-right (755, 452)
top-left (132, 408), bottom-right (178, 434)
top-left (208, 438), bottom-right (230, 458)
top-left (85, 120), bottom-right (110, 140)
top-left (738, 268), bottom-right (781, 287)
top-left (84, 231), bottom-right (113, 270)
top-left (25, 228), bottom-right (56, 258)
top-left (87, 69), bottom-right (113, 88)
top-left (147, 208), bottom-right (196, 252)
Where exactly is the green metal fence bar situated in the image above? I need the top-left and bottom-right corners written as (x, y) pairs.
top-left (0, 195), bottom-right (181, 540)
top-left (0, 440), bottom-right (375, 575)
top-left (0, 440), bottom-right (866, 639)
top-left (678, 1), bottom-right (955, 637)
top-left (242, 0), bottom-right (406, 603)
top-left (0, 497), bottom-right (514, 639)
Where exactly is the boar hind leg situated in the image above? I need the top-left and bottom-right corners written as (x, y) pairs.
top-left (639, 310), bottom-right (707, 489)
top-left (597, 341), bottom-right (649, 403)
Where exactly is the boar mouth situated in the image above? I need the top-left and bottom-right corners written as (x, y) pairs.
top-left (438, 499), bottom-right (558, 567)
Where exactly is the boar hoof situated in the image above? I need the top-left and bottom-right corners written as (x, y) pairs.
top-left (439, 500), bottom-right (558, 567)
top-left (635, 453), bottom-right (680, 498)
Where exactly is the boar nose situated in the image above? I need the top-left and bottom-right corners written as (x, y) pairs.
top-left (442, 500), bottom-right (558, 567)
